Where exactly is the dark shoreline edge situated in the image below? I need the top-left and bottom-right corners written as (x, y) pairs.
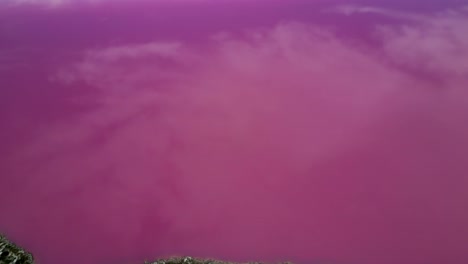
top-left (0, 234), bottom-right (34, 264)
top-left (2, 234), bottom-right (292, 264)
top-left (145, 256), bottom-right (293, 264)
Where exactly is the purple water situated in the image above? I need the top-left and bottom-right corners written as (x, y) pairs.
top-left (1, 1), bottom-right (467, 264)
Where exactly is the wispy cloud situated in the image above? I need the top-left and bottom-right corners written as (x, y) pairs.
top-left (329, 5), bottom-right (425, 20)
top-left (376, 10), bottom-right (468, 78)
top-left (331, 4), bottom-right (468, 80)
top-left (3, 0), bottom-right (99, 7)
top-left (1, 0), bottom-right (241, 8)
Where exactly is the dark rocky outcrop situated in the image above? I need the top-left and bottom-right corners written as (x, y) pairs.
top-left (145, 256), bottom-right (293, 264)
top-left (1, 234), bottom-right (292, 264)
top-left (0, 234), bottom-right (34, 264)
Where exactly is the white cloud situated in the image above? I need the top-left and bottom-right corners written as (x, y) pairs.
top-left (87, 42), bottom-right (183, 61)
top-left (329, 5), bottom-right (468, 78)
top-left (38, 22), bottom-right (428, 206)
top-left (53, 41), bottom-right (189, 91)
top-left (374, 8), bottom-right (468, 77)
top-left (1, 0), bottom-right (240, 8)
top-left (327, 5), bottom-right (419, 20)
top-left (4, 0), bottom-right (99, 7)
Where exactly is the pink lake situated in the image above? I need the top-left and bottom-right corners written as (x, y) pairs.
top-left (0, 1), bottom-right (467, 264)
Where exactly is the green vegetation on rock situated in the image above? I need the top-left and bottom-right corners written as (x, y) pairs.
top-left (1, 234), bottom-right (292, 264)
top-left (144, 256), bottom-right (293, 264)
top-left (0, 234), bottom-right (34, 264)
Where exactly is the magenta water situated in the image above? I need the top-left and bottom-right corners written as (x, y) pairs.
top-left (1, 1), bottom-right (467, 264)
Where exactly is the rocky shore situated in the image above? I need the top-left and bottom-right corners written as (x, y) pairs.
top-left (0, 235), bottom-right (34, 264)
top-left (144, 257), bottom-right (293, 264)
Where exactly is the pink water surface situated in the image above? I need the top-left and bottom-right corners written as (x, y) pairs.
top-left (1, 1), bottom-right (468, 264)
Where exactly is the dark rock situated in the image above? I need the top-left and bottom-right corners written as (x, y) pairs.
top-left (0, 234), bottom-right (34, 264)
top-left (145, 256), bottom-right (293, 264)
